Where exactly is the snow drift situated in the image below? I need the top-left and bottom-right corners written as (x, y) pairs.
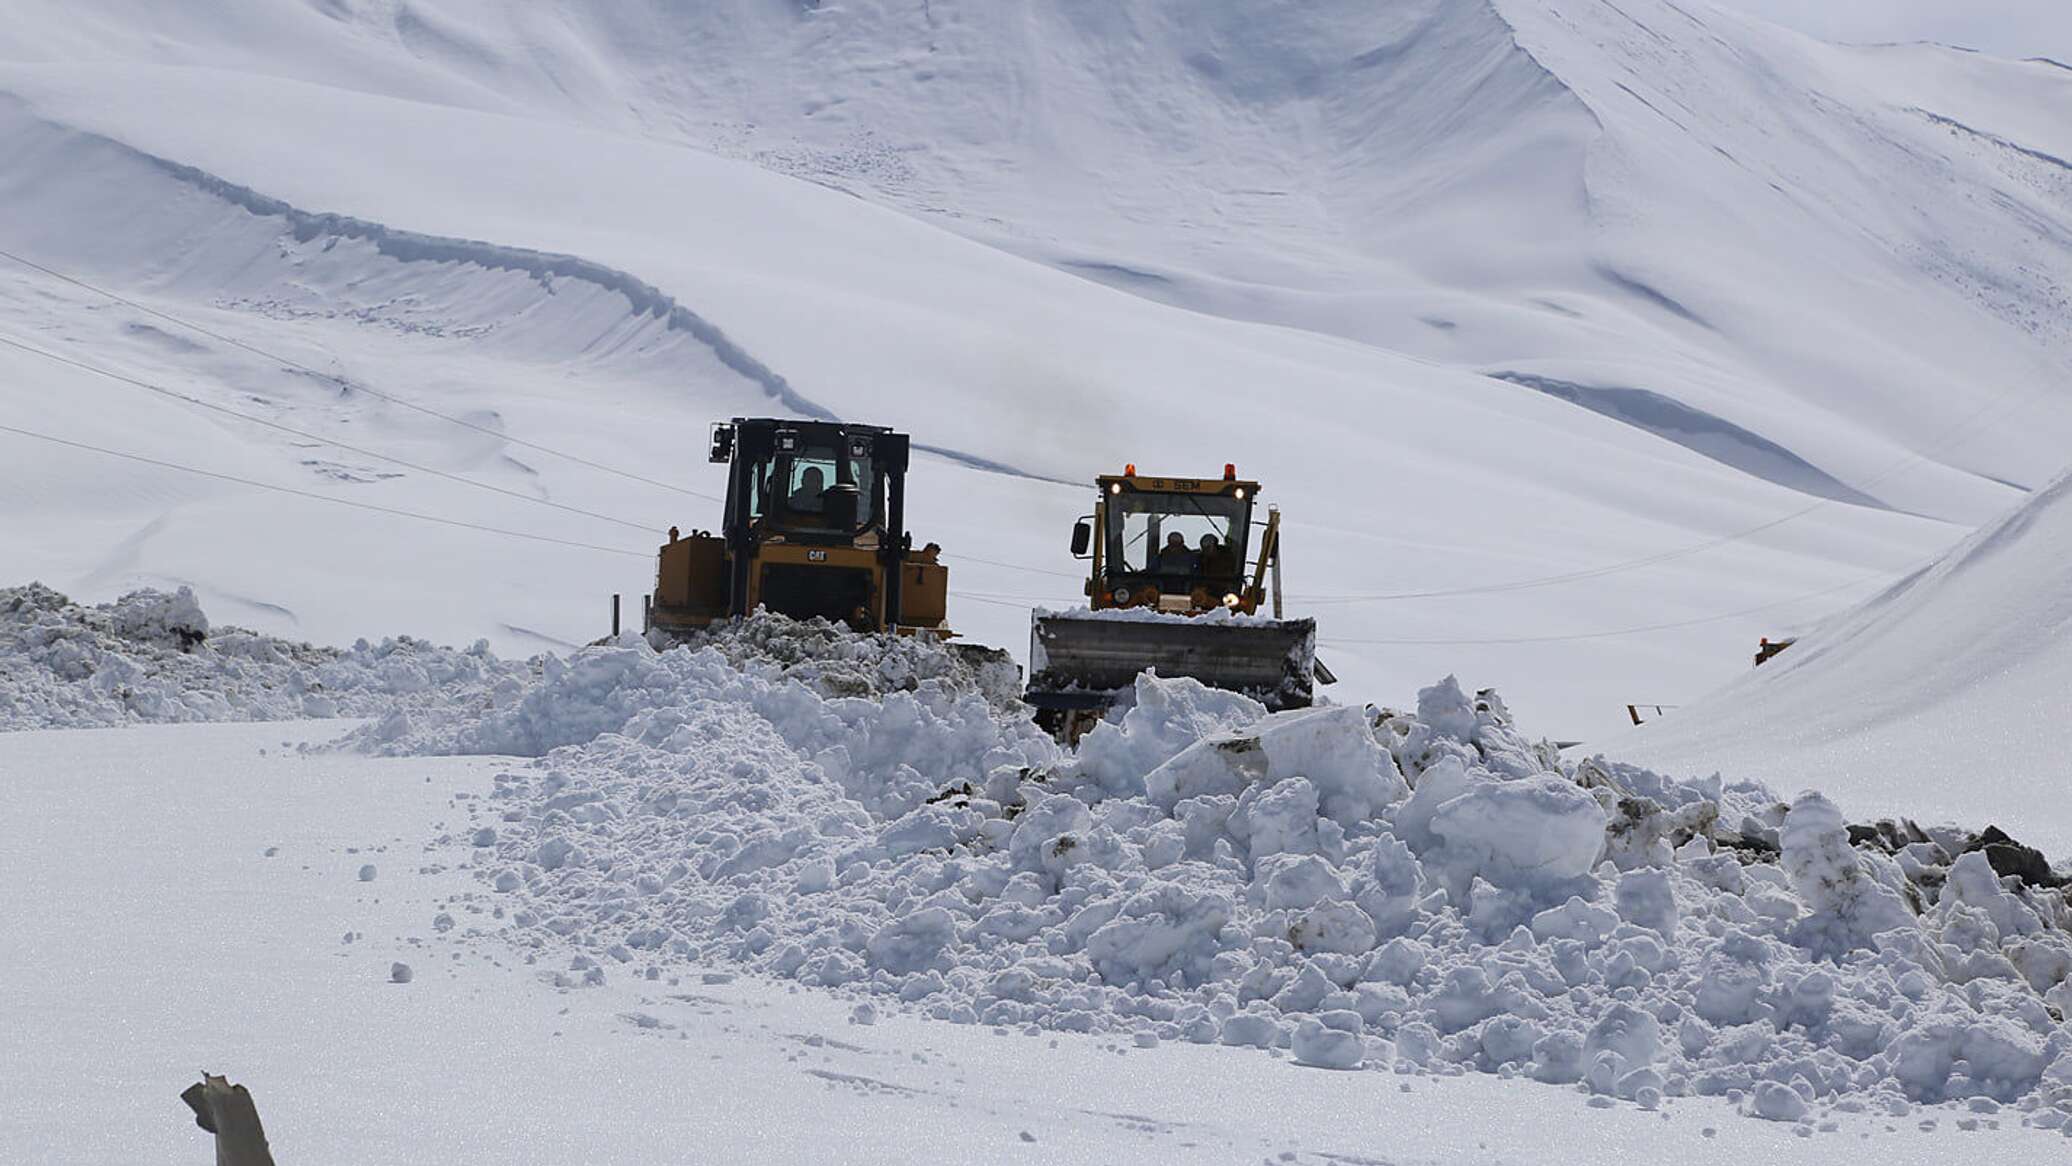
top-left (6, 587), bottom-right (2072, 1128)
top-left (128, 611), bottom-right (2063, 1123)
top-left (1620, 466), bottom-right (2072, 857)
top-left (409, 642), bottom-right (2072, 1125)
top-left (0, 582), bottom-right (520, 728)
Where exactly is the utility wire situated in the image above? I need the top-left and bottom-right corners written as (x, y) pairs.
top-left (0, 422), bottom-right (653, 558)
top-left (0, 246), bottom-right (723, 502)
top-left (939, 551), bottom-right (1083, 580)
top-left (1315, 571), bottom-right (1883, 647)
top-left (1293, 372), bottom-right (2048, 605)
top-left (0, 332), bottom-right (664, 535)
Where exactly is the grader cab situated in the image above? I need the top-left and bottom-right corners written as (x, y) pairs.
top-left (1026, 464), bottom-right (1320, 739)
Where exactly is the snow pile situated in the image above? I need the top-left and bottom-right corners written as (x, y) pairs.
top-left (426, 652), bottom-right (2072, 1128)
top-left (0, 583), bottom-right (523, 730)
top-left (342, 615), bottom-right (1033, 759)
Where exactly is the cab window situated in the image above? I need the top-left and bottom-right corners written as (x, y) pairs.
top-left (1107, 491), bottom-right (1249, 577)
top-left (745, 445), bottom-right (877, 532)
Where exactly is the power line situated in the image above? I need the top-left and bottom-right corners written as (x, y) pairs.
top-left (1315, 571), bottom-right (1883, 647)
top-left (0, 246), bottom-right (723, 503)
top-left (939, 550), bottom-right (1083, 579)
top-left (0, 332), bottom-right (664, 535)
top-left (1292, 363), bottom-right (2053, 605)
top-left (0, 422), bottom-right (653, 558)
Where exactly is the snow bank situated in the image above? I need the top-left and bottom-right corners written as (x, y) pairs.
top-left (9, 585), bottom-right (2070, 1129)
top-left (417, 654), bottom-right (2072, 1128)
top-left (0, 583), bottom-right (522, 729)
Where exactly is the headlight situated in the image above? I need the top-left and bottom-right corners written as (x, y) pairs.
top-left (1234, 487), bottom-right (1246, 500)
top-left (1113, 588), bottom-right (1133, 605)
top-left (1109, 482), bottom-right (1122, 495)
top-left (1222, 593), bottom-right (1241, 607)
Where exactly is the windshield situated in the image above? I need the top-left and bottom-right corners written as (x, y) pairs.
top-left (1106, 491), bottom-right (1250, 579)
top-left (744, 443), bottom-right (879, 534)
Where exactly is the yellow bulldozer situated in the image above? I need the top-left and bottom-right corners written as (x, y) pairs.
top-left (647, 418), bottom-right (951, 639)
top-left (1026, 463), bottom-right (1324, 739)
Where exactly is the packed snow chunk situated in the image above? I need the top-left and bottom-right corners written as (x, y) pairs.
top-left (1583, 1003), bottom-right (1662, 1097)
top-left (1890, 1016), bottom-right (2052, 1104)
top-left (1146, 704), bottom-right (1405, 827)
top-left (1292, 1017), bottom-right (1364, 1070)
top-left (1236, 777), bottom-right (1324, 863)
top-left (1288, 901), bottom-right (1379, 956)
top-left (1219, 1011), bottom-right (1282, 1050)
top-left (1750, 1080), bottom-right (1809, 1122)
top-left (1071, 672), bottom-right (1265, 797)
top-left (1614, 869), bottom-right (1677, 936)
top-left (1416, 675), bottom-right (1479, 743)
top-left (866, 907), bottom-right (958, 975)
top-left (1418, 772), bottom-right (1607, 894)
top-left (108, 585), bottom-right (208, 648)
top-left (1781, 793), bottom-right (1917, 958)
top-left (1257, 854), bottom-right (1348, 912)
top-left (1009, 794), bottom-right (1095, 873)
top-left (1531, 897), bottom-right (1621, 945)
top-left (1940, 849), bottom-right (2046, 942)
top-left (1351, 835), bottom-right (1425, 941)
top-left (1085, 884), bottom-right (1233, 987)
top-left (879, 804), bottom-right (982, 858)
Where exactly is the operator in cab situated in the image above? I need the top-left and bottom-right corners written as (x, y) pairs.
top-left (1156, 530), bottom-right (1199, 574)
top-left (788, 465), bottom-right (827, 514)
top-left (1198, 533), bottom-right (1238, 578)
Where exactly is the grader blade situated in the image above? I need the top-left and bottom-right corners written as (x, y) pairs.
top-left (1027, 612), bottom-right (1317, 714)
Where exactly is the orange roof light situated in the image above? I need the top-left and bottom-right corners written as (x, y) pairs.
top-left (1124, 463), bottom-right (1136, 477)
top-left (1224, 463), bottom-right (1236, 480)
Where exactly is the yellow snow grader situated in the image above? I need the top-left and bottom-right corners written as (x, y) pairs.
top-left (1026, 464), bottom-right (1323, 739)
top-left (647, 418), bottom-right (951, 638)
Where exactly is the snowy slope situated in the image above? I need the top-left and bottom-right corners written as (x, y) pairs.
top-left (0, 0), bottom-right (2068, 742)
top-left (1614, 466), bottom-right (2072, 857)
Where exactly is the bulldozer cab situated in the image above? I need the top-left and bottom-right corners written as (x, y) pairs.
top-left (1083, 468), bottom-right (1266, 614)
top-left (718, 419), bottom-right (890, 546)
top-left (648, 418), bottom-right (951, 638)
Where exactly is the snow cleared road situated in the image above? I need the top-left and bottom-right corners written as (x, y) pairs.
top-left (5, 718), bottom-right (2060, 1164)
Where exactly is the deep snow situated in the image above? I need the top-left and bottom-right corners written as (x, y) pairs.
top-left (7, 589), bottom-right (2069, 1142)
top-left (373, 634), bottom-right (2072, 1122)
top-left (19, 723), bottom-right (2048, 1165)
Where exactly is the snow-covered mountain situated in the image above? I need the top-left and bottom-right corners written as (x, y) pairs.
top-left (3, 0), bottom-right (2069, 736)
top-left (1619, 463), bottom-right (2072, 854)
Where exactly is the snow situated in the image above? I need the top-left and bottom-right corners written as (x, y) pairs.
top-left (1619, 466), bottom-right (2072, 857)
top-left (1033, 606), bottom-right (1294, 627)
top-left (24, 594), bottom-right (2063, 1134)
top-left (0, 582), bottom-right (522, 729)
top-left (7, 0), bottom-right (2072, 1156)
top-left (21, 717), bottom-right (2069, 1162)
top-left (4, 0), bottom-right (2070, 742)
top-left (13, 592), bottom-right (2067, 1133)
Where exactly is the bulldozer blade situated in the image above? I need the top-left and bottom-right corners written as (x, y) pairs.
top-left (1028, 613), bottom-right (1317, 712)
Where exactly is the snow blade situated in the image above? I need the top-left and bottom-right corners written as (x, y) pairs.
top-left (1027, 612), bottom-right (1317, 712)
